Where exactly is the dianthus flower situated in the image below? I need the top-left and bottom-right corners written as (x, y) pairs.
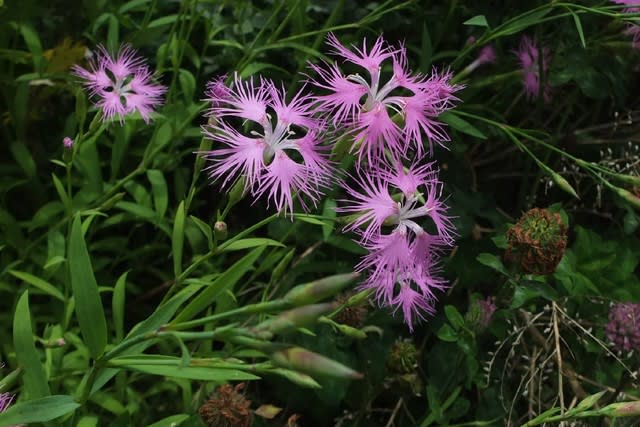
top-left (202, 74), bottom-right (333, 215)
top-left (605, 302), bottom-right (640, 353)
top-left (339, 162), bottom-right (454, 330)
top-left (72, 45), bottom-right (166, 123)
top-left (514, 36), bottom-right (551, 103)
top-left (612, 0), bottom-right (640, 48)
top-left (309, 33), bottom-right (461, 163)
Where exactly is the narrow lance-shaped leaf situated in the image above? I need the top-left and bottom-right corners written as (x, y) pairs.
top-left (69, 215), bottom-right (108, 359)
top-left (172, 201), bottom-right (185, 277)
top-left (0, 395), bottom-right (80, 425)
top-left (13, 291), bottom-right (50, 399)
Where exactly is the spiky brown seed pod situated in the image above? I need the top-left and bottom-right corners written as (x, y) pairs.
top-left (199, 383), bottom-right (252, 427)
top-left (505, 208), bottom-right (568, 275)
top-left (334, 292), bottom-right (368, 327)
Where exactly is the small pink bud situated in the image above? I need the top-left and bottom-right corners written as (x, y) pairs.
top-left (63, 137), bottom-right (74, 149)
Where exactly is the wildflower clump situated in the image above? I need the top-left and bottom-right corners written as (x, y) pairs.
top-left (505, 208), bottom-right (567, 275)
top-left (605, 302), bottom-right (640, 353)
top-left (199, 383), bottom-right (252, 427)
top-left (200, 33), bottom-right (459, 331)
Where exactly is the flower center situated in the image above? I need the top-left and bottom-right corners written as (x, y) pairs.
top-left (255, 113), bottom-right (300, 164)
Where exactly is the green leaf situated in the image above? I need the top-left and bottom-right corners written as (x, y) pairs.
top-left (570, 12), bottom-right (586, 48)
top-left (51, 173), bottom-right (71, 211)
top-left (119, 0), bottom-right (153, 14)
top-left (107, 14), bottom-right (119, 52)
top-left (173, 247), bottom-right (265, 323)
top-left (89, 287), bottom-right (200, 396)
top-left (239, 62), bottom-right (291, 78)
top-left (18, 23), bottom-right (44, 72)
top-left (143, 120), bottom-right (173, 163)
top-left (439, 112), bottom-right (487, 140)
top-left (189, 215), bottom-right (213, 250)
top-left (463, 15), bottom-right (489, 27)
top-left (9, 270), bottom-right (64, 301)
top-left (13, 291), bottom-right (50, 399)
top-left (321, 199), bottom-right (337, 241)
top-left (69, 215), bottom-right (108, 359)
top-left (221, 238), bottom-right (285, 252)
top-left (419, 23), bottom-right (433, 71)
top-left (10, 142), bottom-right (37, 178)
top-left (147, 170), bottom-right (169, 218)
top-left (437, 324), bottom-right (459, 342)
top-left (444, 305), bottom-right (465, 331)
top-left (511, 280), bottom-right (559, 308)
top-left (128, 365), bottom-right (259, 381)
top-left (172, 201), bottom-right (186, 277)
top-left (109, 357), bottom-right (259, 381)
top-left (498, 8), bottom-right (552, 36)
top-left (476, 253), bottom-right (509, 276)
top-left (147, 414), bottom-right (190, 427)
top-left (178, 69), bottom-right (196, 101)
top-left (112, 271), bottom-right (128, 342)
top-left (294, 214), bottom-right (325, 225)
top-left (0, 395), bottom-right (80, 425)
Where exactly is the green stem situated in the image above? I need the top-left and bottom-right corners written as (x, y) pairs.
top-left (168, 299), bottom-right (290, 330)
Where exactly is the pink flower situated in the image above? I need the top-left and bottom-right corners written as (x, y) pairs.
top-left (339, 161), bottom-right (454, 330)
top-left (63, 137), bottom-right (73, 149)
top-left (514, 36), bottom-right (551, 103)
top-left (339, 161), bottom-right (454, 244)
top-left (202, 74), bottom-right (333, 215)
top-left (72, 45), bottom-right (166, 123)
top-left (309, 33), bottom-right (462, 163)
top-left (0, 393), bottom-right (14, 413)
top-left (612, 0), bottom-right (640, 48)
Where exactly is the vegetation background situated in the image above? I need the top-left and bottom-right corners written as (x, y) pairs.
top-left (1, 0), bottom-right (639, 426)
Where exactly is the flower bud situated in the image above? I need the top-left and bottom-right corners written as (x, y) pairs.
top-left (271, 347), bottom-right (363, 380)
top-left (63, 137), bottom-right (74, 149)
top-left (284, 273), bottom-right (359, 306)
top-left (270, 368), bottom-right (321, 389)
top-left (605, 400), bottom-right (640, 417)
top-left (213, 221), bottom-right (228, 241)
top-left (616, 187), bottom-right (640, 210)
top-left (505, 208), bottom-right (568, 275)
top-left (227, 176), bottom-right (246, 207)
top-left (549, 171), bottom-right (579, 199)
top-left (253, 303), bottom-right (336, 338)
